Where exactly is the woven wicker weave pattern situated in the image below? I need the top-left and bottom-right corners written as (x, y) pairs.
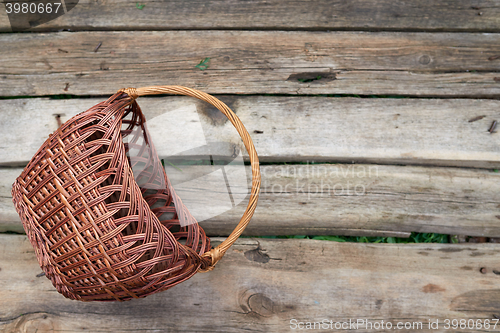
top-left (12, 92), bottom-right (212, 301)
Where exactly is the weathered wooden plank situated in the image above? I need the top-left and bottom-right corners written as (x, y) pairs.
top-left (1, 96), bottom-right (500, 168)
top-left (3, 162), bottom-right (500, 237)
top-left (0, 31), bottom-right (499, 97)
top-left (1, 0), bottom-right (500, 32)
top-left (0, 235), bottom-right (499, 332)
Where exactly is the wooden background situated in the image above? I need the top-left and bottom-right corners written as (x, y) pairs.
top-left (1, 1), bottom-right (500, 332)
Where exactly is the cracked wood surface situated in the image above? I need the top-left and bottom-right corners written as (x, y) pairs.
top-left (0, 235), bottom-right (499, 332)
top-left (0, 31), bottom-right (499, 97)
top-left (1, 1), bottom-right (500, 331)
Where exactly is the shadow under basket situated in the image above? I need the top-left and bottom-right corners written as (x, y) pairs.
top-left (11, 86), bottom-right (261, 302)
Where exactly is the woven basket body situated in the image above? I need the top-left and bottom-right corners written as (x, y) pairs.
top-left (11, 87), bottom-right (259, 302)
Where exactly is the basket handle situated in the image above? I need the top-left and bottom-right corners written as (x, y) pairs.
top-left (118, 86), bottom-right (261, 271)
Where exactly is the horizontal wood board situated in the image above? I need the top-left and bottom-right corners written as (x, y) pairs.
top-left (0, 31), bottom-right (499, 97)
top-left (2, 163), bottom-right (500, 237)
top-left (1, 235), bottom-right (500, 332)
top-left (0, 0), bottom-right (500, 32)
top-left (1, 96), bottom-right (500, 168)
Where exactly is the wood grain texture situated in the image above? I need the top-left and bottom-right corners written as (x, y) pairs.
top-left (0, 31), bottom-right (499, 97)
top-left (0, 235), bottom-right (499, 332)
top-left (0, 0), bottom-right (500, 32)
top-left (3, 163), bottom-right (500, 237)
top-left (1, 96), bottom-right (500, 168)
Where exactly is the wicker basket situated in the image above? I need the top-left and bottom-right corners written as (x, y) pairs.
top-left (11, 86), bottom-right (261, 302)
